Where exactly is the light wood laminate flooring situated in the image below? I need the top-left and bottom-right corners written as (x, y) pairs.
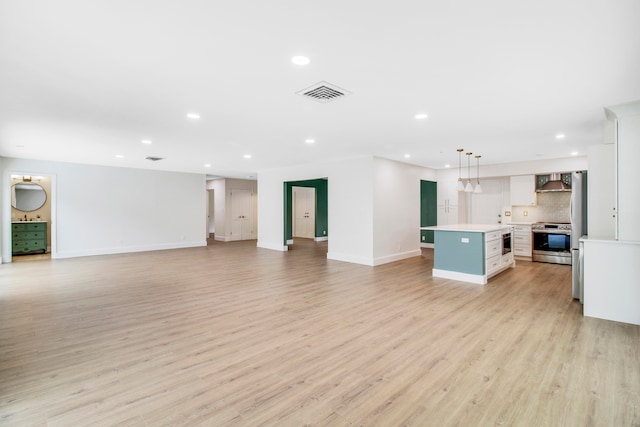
top-left (1, 239), bottom-right (638, 426)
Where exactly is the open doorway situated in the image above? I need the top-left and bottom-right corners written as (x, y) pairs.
top-left (284, 178), bottom-right (328, 249)
top-left (5, 172), bottom-right (56, 263)
top-left (206, 189), bottom-right (215, 243)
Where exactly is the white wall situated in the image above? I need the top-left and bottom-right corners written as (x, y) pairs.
top-left (437, 156), bottom-right (588, 181)
top-left (257, 156), bottom-right (375, 263)
top-left (257, 156), bottom-right (437, 266)
top-left (372, 157), bottom-right (437, 265)
top-left (1, 157), bottom-right (206, 261)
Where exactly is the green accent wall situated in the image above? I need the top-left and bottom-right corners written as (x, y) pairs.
top-left (420, 180), bottom-right (437, 244)
top-left (284, 178), bottom-right (328, 245)
top-left (433, 231), bottom-right (485, 275)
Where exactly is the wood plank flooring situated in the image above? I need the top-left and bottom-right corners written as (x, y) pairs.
top-left (1, 239), bottom-right (638, 426)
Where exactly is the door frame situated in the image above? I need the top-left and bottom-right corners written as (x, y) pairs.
top-left (2, 170), bottom-right (57, 263)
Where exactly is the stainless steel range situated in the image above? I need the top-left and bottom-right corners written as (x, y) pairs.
top-left (532, 222), bottom-right (572, 265)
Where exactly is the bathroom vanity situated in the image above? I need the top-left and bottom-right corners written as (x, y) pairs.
top-left (12, 221), bottom-right (47, 255)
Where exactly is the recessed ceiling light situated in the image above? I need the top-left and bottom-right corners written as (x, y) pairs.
top-left (141, 139), bottom-right (152, 144)
top-left (415, 113), bottom-right (428, 120)
top-left (115, 154), bottom-right (124, 159)
top-left (444, 164), bottom-right (451, 168)
top-left (404, 154), bottom-right (411, 158)
top-left (571, 151), bottom-right (578, 156)
top-left (556, 133), bottom-right (565, 139)
top-left (187, 113), bottom-right (200, 119)
top-left (291, 56), bottom-right (310, 66)
top-left (305, 139), bottom-right (315, 144)
top-left (243, 154), bottom-right (252, 159)
top-left (204, 164), bottom-right (211, 168)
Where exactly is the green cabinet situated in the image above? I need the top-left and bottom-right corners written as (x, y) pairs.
top-left (12, 222), bottom-right (47, 255)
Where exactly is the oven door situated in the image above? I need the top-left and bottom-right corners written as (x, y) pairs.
top-left (532, 231), bottom-right (571, 264)
top-left (502, 232), bottom-right (512, 255)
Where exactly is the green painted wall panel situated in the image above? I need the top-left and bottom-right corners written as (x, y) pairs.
top-left (284, 179), bottom-right (328, 244)
top-left (433, 231), bottom-right (484, 275)
top-left (420, 180), bottom-right (437, 244)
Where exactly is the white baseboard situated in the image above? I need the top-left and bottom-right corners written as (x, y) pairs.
top-left (327, 252), bottom-right (374, 266)
top-left (420, 243), bottom-right (434, 248)
top-left (214, 235), bottom-right (229, 242)
top-left (286, 239), bottom-right (293, 245)
top-left (432, 268), bottom-right (487, 285)
top-left (373, 250), bottom-right (422, 266)
top-left (314, 236), bottom-right (328, 242)
top-left (54, 241), bottom-right (207, 259)
top-left (257, 241), bottom-right (289, 251)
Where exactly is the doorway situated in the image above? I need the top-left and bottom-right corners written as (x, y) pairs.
top-left (4, 172), bottom-right (56, 263)
top-left (207, 189), bottom-right (215, 239)
top-left (283, 178), bottom-right (328, 247)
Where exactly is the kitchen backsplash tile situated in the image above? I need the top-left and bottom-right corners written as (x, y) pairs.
top-left (510, 192), bottom-right (571, 223)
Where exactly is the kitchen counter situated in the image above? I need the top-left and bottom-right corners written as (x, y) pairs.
top-left (422, 224), bottom-right (515, 285)
top-left (421, 224), bottom-right (511, 233)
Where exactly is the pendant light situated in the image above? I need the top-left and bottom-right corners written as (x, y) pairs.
top-left (456, 148), bottom-right (465, 191)
top-left (464, 152), bottom-right (474, 192)
top-left (474, 155), bottom-right (483, 193)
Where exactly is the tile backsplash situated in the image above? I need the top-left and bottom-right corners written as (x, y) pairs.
top-left (510, 192), bottom-right (571, 223)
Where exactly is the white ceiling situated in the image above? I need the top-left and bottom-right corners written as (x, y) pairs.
top-left (1, 1), bottom-right (639, 179)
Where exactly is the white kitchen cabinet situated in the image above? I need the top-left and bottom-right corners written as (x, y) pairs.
top-left (437, 203), bottom-right (458, 225)
top-left (587, 143), bottom-right (616, 239)
top-left (485, 229), bottom-right (515, 277)
top-left (510, 175), bottom-right (537, 206)
top-left (437, 180), bottom-right (459, 225)
top-left (603, 101), bottom-right (640, 241)
top-left (513, 224), bottom-right (532, 258)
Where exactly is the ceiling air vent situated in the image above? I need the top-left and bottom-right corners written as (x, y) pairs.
top-left (145, 156), bottom-right (165, 162)
top-left (296, 81), bottom-right (351, 103)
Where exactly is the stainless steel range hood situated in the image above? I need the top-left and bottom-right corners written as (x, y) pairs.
top-left (536, 173), bottom-right (571, 192)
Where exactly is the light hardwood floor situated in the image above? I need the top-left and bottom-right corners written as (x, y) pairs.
top-left (1, 239), bottom-right (638, 426)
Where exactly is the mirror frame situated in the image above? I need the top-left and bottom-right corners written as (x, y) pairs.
top-left (11, 182), bottom-right (48, 212)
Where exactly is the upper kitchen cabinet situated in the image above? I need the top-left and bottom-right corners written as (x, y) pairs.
top-left (509, 175), bottom-right (537, 206)
top-left (437, 179), bottom-right (459, 225)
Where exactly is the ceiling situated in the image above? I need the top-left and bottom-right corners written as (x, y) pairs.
top-left (1, 1), bottom-right (639, 179)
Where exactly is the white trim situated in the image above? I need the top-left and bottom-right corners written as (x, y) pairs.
top-left (257, 241), bottom-right (289, 251)
top-left (286, 239), bottom-right (293, 245)
top-left (327, 252), bottom-right (373, 266)
top-left (372, 250), bottom-right (421, 266)
top-left (54, 241), bottom-right (206, 259)
top-left (314, 236), bottom-right (328, 242)
top-left (432, 268), bottom-right (487, 285)
top-left (420, 243), bottom-right (434, 248)
top-left (214, 235), bottom-right (229, 242)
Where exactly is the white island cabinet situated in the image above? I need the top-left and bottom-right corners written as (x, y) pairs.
top-left (422, 224), bottom-right (515, 285)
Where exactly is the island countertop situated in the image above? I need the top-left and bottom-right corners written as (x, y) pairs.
top-left (420, 224), bottom-right (513, 233)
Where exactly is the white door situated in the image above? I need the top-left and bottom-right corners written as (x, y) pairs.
top-left (230, 189), bottom-right (253, 241)
top-left (293, 187), bottom-right (315, 239)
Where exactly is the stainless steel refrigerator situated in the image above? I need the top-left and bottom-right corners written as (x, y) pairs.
top-left (571, 171), bottom-right (587, 301)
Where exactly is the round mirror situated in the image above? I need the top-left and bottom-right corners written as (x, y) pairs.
top-left (11, 182), bottom-right (47, 212)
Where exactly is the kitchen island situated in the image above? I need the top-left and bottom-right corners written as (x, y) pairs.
top-left (421, 224), bottom-right (515, 285)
